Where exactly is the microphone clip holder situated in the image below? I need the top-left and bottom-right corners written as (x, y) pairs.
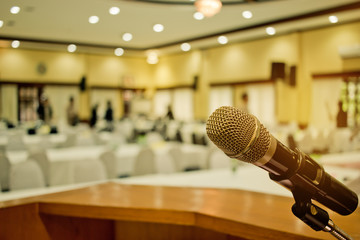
top-left (290, 187), bottom-right (353, 240)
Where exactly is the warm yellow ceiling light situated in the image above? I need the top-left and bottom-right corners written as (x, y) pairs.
top-left (194, 0), bottom-right (222, 18)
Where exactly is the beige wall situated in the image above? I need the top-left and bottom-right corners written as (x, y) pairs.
top-left (0, 21), bottom-right (360, 124)
top-left (0, 49), bottom-right (86, 83)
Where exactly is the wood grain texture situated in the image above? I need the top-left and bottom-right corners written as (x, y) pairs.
top-left (0, 203), bottom-right (50, 240)
top-left (1, 182), bottom-right (359, 239)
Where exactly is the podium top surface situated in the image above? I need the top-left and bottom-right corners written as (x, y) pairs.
top-left (1, 181), bottom-right (359, 240)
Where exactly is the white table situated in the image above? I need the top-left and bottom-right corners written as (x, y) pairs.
top-left (318, 151), bottom-right (360, 165)
top-left (116, 165), bottom-right (360, 197)
top-left (114, 142), bottom-right (209, 176)
top-left (7, 145), bottom-right (109, 186)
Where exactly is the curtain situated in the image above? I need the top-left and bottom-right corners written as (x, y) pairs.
top-left (173, 89), bottom-right (194, 121)
top-left (153, 90), bottom-right (172, 119)
top-left (0, 84), bottom-right (18, 125)
top-left (311, 78), bottom-right (343, 129)
top-left (209, 86), bottom-right (233, 115)
top-left (247, 83), bottom-right (276, 126)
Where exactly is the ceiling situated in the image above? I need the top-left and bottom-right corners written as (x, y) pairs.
top-left (0, 0), bottom-right (360, 57)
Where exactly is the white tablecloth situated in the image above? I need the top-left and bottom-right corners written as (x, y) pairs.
top-left (318, 151), bottom-right (360, 165)
top-left (7, 145), bottom-right (109, 186)
top-left (116, 165), bottom-right (360, 197)
top-left (114, 142), bottom-right (209, 176)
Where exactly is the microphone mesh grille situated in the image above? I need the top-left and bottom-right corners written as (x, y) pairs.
top-left (206, 106), bottom-right (271, 163)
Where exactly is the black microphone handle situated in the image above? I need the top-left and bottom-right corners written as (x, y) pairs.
top-left (262, 137), bottom-right (358, 216)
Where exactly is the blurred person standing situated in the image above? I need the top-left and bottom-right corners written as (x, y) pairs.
top-left (66, 96), bottom-right (78, 126)
top-left (239, 92), bottom-right (249, 113)
top-left (37, 95), bottom-right (53, 125)
top-left (104, 100), bottom-right (114, 131)
top-left (90, 103), bottom-right (98, 128)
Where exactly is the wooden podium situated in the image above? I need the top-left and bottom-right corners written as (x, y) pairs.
top-left (0, 182), bottom-right (359, 240)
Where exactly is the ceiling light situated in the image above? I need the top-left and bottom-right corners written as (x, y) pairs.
top-left (147, 52), bottom-right (158, 64)
top-left (109, 7), bottom-right (120, 15)
top-left (11, 40), bottom-right (20, 48)
top-left (217, 36), bottom-right (228, 45)
top-left (114, 48), bottom-right (124, 56)
top-left (329, 15), bottom-right (338, 23)
top-left (193, 12), bottom-right (204, 20)
top-left (0, 20), bottom-right (3, 28)
top-left (10, 6), bottom-right (21, 14)
top-left (122, 33), bottom-right (133, 42)
top-left (89, 16), bottom-right (99, 24)
top-left (266, 27), bottom-right (276, 36)
top-left (67, 44), bottom-right (77, 53)
top-left (181, 43), bottom-right (191, 52)
top-left (242, 10), bottom-right (252, 19)
top-left (194, 0), bottom-right (222, 18)
top-left (153, 24), bottom-right (164, 33)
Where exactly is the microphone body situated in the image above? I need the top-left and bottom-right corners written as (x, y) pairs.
top-left (206, 106), bottom-right (358, 216)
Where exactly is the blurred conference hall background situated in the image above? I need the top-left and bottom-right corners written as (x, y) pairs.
top-left (0, 0), bottom-right (360, 220)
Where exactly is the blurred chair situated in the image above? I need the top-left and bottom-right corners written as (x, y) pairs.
top-left (145, 131), bottom-right (164, 145)
top-left (165, 120), bottom-right (181, 141)
top-left (58, 132), bottom-right (77, 148)
top-left (168, 145), bottom-right (183, 172)
top-left (132, 147), bottom-right (156, 176)
top-left (6, 132), bottom-right (26, 151)
top-left (117, 119), bottom-right (135, 142)
top-left (296, 128), bottom-right (315, 154)
top-left (179, 122), bottom-right (195, 144)
top-left (0, 148), bottom-right (10, 191)
top-left (328, 128), bottom-right (352, 153)
top-left (27, 147), bottom-right (50, 186)
top-left (168, 144), bottom-right (202, 172)
top-left (9, 160), bottom-right (46, 191)
top-left (207, 148), bottom-right (232, 169)
top-left (99, 150), bottom-right (117, 179)
top-left (73, 160), bottom-right (107, 184)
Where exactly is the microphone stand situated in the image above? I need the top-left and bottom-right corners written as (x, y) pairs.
top-left (291, 188), bottom-right (353, 240)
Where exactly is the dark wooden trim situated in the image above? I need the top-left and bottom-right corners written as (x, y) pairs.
top-left (89, 85), bottom-right (147, 91)
top-left (0, 80), bottom-right (79, 87)
top-left (210, 79), bottom-right (274, 87)
top-left (312, 71), bottom-right (360, 79)
top-left (156, 84), bottom-right (194, 91)
top-left (89, 85), bottom-right (120, 90)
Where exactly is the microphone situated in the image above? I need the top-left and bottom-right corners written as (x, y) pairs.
top-left (206, 106), bottom-right (358, 216)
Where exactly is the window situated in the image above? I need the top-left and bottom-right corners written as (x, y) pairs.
top-left (18, 86), bottom-right (40, 122)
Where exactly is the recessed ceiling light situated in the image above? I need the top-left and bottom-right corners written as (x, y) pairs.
top-left (10, 6), bottom-right (21, 14)
top-left (89, 16), bottom-right (99, 24)
top-left (181, 43), bottom-right (191, 52)
top-left (193, 12), bottom-right (204, 20)
top-left (153, 24), bottom-right (164, 33)
top-left (114, 48), bottom-right (124, 56)
top-left (217, 36), bottom-right (228, 45)
top-left (109, 7), bottom-right (120, 15)
top-left (122, 33), bottom-right (133, 42)
top-left (147, 52), bottom-right (158, 64)
top-left (266, 27), bottom-right (276, 35)
top-left (0, 20), bottom-right (3, 28)
top-left (329, 15), bottom-right (338, 23)
top-left (11, 40), bottom-right (20, 48)
top-left (242, 10), bottom-right (252, 19)
top-left (67, 44), bottom-right (77, 53)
